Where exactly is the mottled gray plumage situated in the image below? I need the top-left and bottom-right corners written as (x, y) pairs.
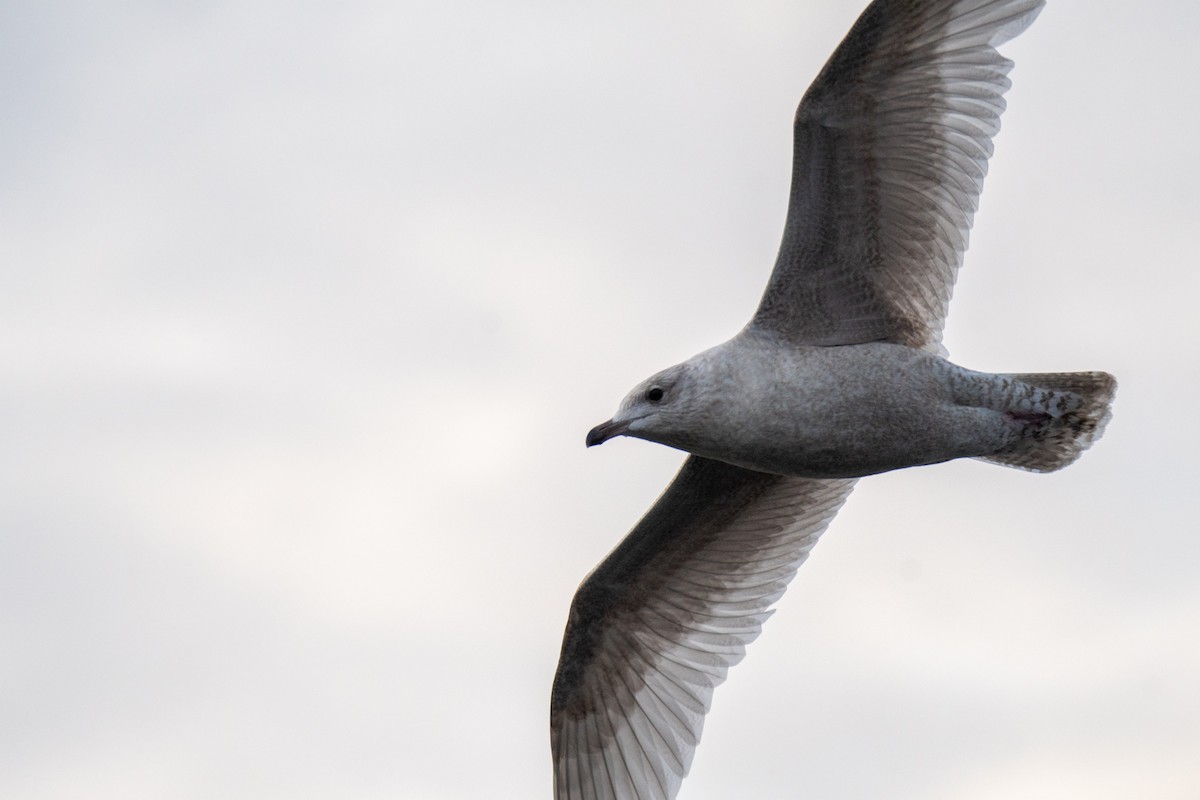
top-left (552, 1), bottom-right (1116, 798)
top-left (757, 0), bottom-right (1045, 353)
top-left (552, 461), bottom-right (855, 800)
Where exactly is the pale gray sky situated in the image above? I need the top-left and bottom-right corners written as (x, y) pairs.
top-left (2, 2), bottom-right (1198, 799)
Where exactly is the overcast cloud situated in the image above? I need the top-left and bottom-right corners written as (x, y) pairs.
top-left (2, 2), bottom-right (1198, 798)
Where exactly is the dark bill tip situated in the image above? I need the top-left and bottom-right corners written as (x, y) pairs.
top-left (586, 419), bottom-right (627, 448)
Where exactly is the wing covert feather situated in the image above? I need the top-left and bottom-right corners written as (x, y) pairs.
top-left (551, 456), bottom-right (856, 800)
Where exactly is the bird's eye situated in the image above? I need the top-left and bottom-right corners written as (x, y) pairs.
top-left (646, 387), bottom-right (664, 403)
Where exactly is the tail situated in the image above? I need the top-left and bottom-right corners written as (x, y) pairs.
top-left (980, 371), bottom-right (1117, 473)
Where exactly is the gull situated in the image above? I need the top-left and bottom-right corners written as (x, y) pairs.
top-left (550, 1), bottom-right (1115, 798)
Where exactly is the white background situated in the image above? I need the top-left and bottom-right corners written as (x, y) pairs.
top-left (3, 1), bottom-right (1197, 798)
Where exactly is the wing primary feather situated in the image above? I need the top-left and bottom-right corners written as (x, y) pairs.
top-left (609, 642), bottom-right (693, 760)
top-left (594, 685), bottom-right (642, 800)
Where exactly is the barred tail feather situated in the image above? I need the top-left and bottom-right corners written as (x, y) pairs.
top-left (981, 371), bottom-right (1117, 473)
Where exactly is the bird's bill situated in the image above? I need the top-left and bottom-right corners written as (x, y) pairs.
top-left (586, 418), bottom-right (630, 447)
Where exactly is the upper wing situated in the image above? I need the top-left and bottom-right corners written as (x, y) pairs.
top-left (551, 456), bottom-right (856, 800)
top-left (750, 0), bottom-right (1045, 353)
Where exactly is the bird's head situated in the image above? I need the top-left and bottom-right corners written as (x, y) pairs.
top-left (586, 362), bottom-right (698, 449)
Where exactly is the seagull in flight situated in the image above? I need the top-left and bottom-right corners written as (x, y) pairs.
top-left (551, 1), bottom-right (1115, 798)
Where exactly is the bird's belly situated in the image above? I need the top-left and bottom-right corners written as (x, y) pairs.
top-left (697, 351), bottom-right (1016, 478)
top-left (710, 403), bottom-right (1005, 478)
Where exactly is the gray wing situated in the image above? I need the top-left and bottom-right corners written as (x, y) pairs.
top-left (551, 457), bottom-right (856, 800)
top-left (750, 0), bottom-right (1045, 353)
